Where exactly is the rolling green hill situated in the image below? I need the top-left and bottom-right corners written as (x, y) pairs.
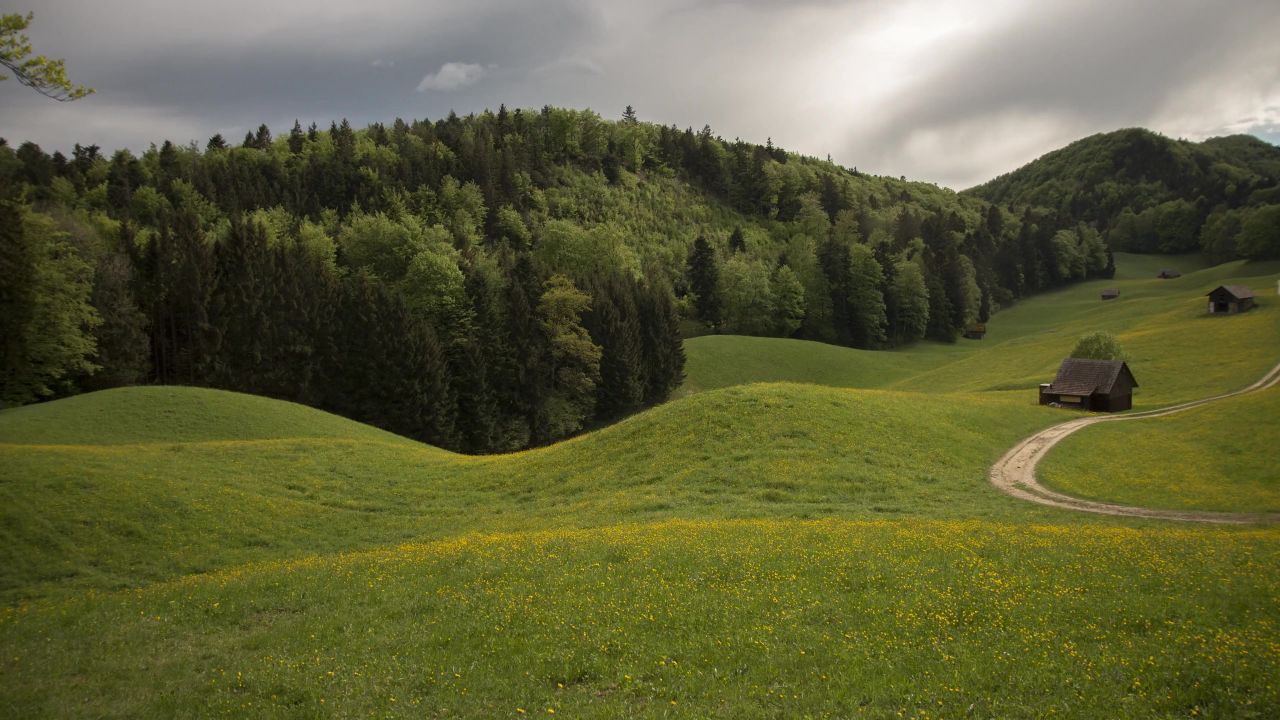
top-left (965, 128), bottom-right (1280, 259)
top-left (2, 254), bottom-right (1279, 717)
top-left (0, 383), bottom-right (1061, 604)
top-left (0, 385), bottom-right (414, 446)
top-left (684, 254), bottom-right (1280, 407)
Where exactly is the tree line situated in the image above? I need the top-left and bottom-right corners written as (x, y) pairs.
top-left (2, 105), bottom-right (1116, 446)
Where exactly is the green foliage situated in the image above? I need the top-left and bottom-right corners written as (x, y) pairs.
top-left (846, 243), bottom-right (888, 346)
top-left (0, 12), bottom-right (93, 101)
top-left (685, 235), bottom-right (721, 326)
top-left (400, 245), bottom-right (467, 329)
top-left (82, 249), bottom-right (149, 390)
top-left (1235, 204), bottom-right (1280, 259)
top-left (1, 105), bottom-right (1168, 447)
top-left (889, 258), bottom-right (929, 343)
top-left (719, 254), bottom-right (775, 335)
top-left (1070, 331), bottom-right (1126, 361)
top-left (537, 274), bottom-right (602, 438)
top-left (771, 264), bottom-right (806, 336)
top-left (0, 201), bottom-right (100, 405)
top-left (968, 128), bottom-right (1280, 261)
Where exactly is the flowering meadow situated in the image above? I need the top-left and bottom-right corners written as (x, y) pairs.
top-left (2, 255), bottom-right (1278, 717)
top-left (2, 519), bottom-right (1277, 718)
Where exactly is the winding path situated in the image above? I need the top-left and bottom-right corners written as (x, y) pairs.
top-left (989, 360), bottom-right (1280, 524)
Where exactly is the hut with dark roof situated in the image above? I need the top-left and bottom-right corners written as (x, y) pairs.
top-left (1206, 285), bottom-right (1255, 314)
top-left (1101, 288), bottom-right (1119, 301)
top-left (1038, 358), bottom-right (1138, 412)
top-left (1157, 269), bottom-right (1182, 279)
top-left (963, 323), bottom-right (987, 340)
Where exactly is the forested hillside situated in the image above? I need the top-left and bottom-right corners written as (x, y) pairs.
top-left (1, 106), bottom-right (1115, 450)
top-left (967, 128), bottom-right (1280, 260)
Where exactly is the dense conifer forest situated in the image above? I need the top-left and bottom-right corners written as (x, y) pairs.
top-left (10, 108), bottom-right (1237, 451)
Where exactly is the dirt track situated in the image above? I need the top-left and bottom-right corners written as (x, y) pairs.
top-left (989, 360), bottom-right (1280, 524)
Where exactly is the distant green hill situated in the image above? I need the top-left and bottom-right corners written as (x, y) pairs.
top-left (966, 128), bottom-right (1280, 259)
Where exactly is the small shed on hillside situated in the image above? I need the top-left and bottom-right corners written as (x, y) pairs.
top-left (1206, 285), bottom-right (1255, 314)
top-left (1039, 358), bottom-right (1138, 412)
top-left (1101, 288), bottom-right (1120, 301)
top-left (1157, 269), bottom-right (1182, 279)
top-left (963, 323), bottom-right (987, 340)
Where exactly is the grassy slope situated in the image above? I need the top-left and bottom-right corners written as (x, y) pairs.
top-left (684, 255), bottom-right (1280, 408)
top-left (0, 384), bottom-right (1060, 604)
top-left (1041, 387), bottom-right (1280, 512)
top-left (0, 385), bottom-right (416, 446)
top-left (2, 254), bottom-right (1280, 717)
top-left (3, 521), bottom-right (1276, 719)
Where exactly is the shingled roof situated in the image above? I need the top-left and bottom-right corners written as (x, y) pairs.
top-left (1047, 358), bottom-right (1138, 396)
top-left (1208, 285), bottom-right (1255, 300)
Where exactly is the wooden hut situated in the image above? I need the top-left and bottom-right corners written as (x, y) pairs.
top-left (1157, 269), bottom-right (1182, 279)
top-left (963, 323), bottom-right (987, 340)
top-left (1206, 285), bottom-right (1255, 314)
top-left (1038, 358), bottom-right (1138, 412)
top-left (1100, 288), bottom-right (1120, 301)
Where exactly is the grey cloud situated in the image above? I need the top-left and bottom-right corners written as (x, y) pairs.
top-left (2, 0), bottom-right (1275, 188)
top-left (842, 0), bottom-right (1280, 186)
top-left (417, 63), bottom-right (490, 92)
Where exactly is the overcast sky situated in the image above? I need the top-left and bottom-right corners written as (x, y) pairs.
top-left (4, 0), bottom-right (1278, 189)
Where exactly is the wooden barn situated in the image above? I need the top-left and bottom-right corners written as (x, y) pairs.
top-left (1038, 358), bottom-right (1138, 412)
top-left (1206, 285), bottom-right (1255, 314)
top-left (1157, 269), bottom-right (1182, 279)
top-left (1101, 288), bottom-right (1120, 301)
top-left (963, 323), bottom-right (987, 340)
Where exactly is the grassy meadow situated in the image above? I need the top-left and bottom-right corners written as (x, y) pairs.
top-left (684, 254), bottom-right (1280, 407)
top-left (2, 254), bottom-right (1279, 717)
top-left (1041, 386), bottom-right (1280, 512)
top-left (4, 521), bottom-right (1277, 718)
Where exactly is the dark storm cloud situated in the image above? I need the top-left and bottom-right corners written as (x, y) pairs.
top-left (3, 0), bottom-right (1276, 187)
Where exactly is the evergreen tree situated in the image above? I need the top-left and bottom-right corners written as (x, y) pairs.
top-left (585, 273), bottom-right (645, 421)
top-left (288, 120), bottom-right (305, 154)
top-left (686, 235), bottom-right (721, 326)
top-left (253, 124), bottom-right (272, 150)
top-left (81, 246), bottom-right (150, 391)
top-left (818, 237), bottom-right (852, 344)
top-left (207, 219), bottom-right (273, 391)
top-left (637, 280), bottom-right (685, 405)
top-left (139, 209), bottom-right (215, 385)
